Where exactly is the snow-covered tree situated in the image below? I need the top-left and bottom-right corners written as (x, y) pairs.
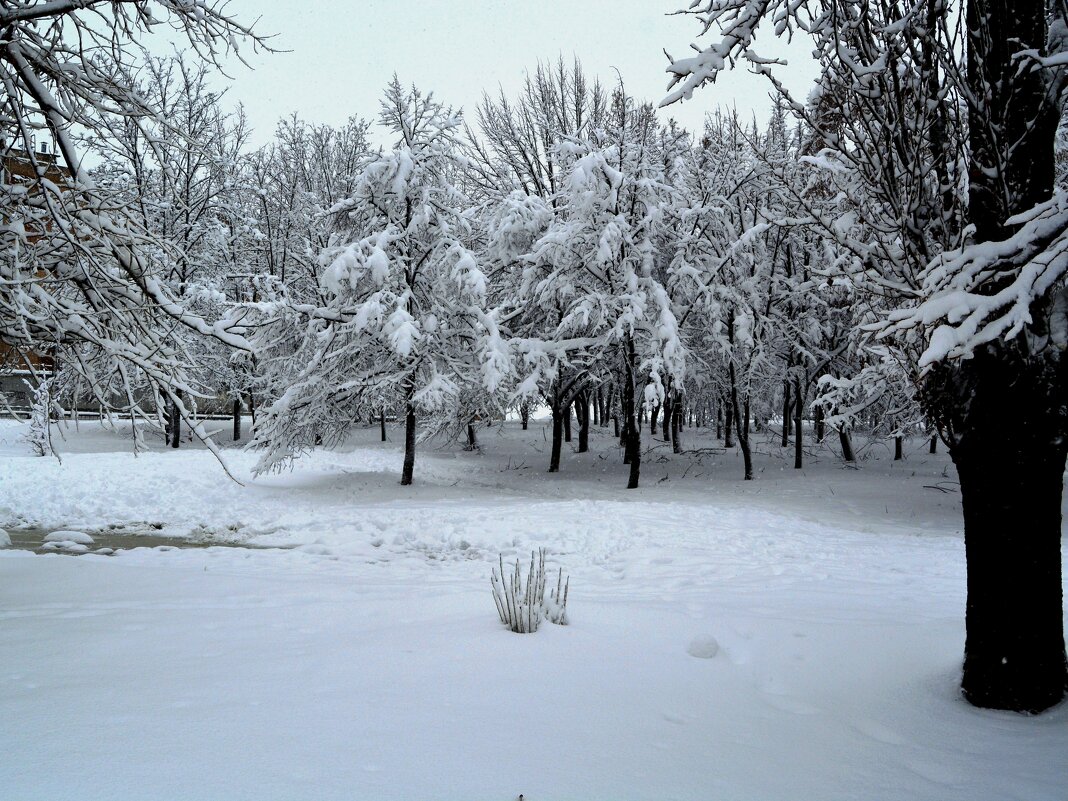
top-left (251, 79), bottom-right (509, 485)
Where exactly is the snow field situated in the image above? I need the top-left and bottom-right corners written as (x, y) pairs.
top-left (0, 420), bottom-right (1065, 800)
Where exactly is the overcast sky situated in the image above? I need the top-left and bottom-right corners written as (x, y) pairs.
top-left (206, 0), bottom-right (819, 145)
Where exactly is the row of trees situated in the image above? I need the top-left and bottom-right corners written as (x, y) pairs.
top-left (1, 0), bottom-right (1064, 714)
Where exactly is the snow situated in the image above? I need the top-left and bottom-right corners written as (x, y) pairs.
top-left (43, 530), bottom-right (95, 544)
top-left (0, 528), bottom-right (9, 547)
top-left (0, 419), bottom-right (1065, 801)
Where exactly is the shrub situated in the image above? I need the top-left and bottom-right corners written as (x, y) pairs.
top-left (491, 549), bottom-right (569, 633)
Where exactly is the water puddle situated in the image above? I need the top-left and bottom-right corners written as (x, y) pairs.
top-left (2, 524), bottom-right (279, 556)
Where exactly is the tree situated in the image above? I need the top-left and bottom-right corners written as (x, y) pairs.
top-left (665, 0), bottom-right (1068, 712)
top-left (0, 0), bottom-right (263, 462)
top-left (251, 80), bottom-right (509, 485)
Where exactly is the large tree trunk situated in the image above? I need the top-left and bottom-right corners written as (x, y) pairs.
top-left (671, 395), bottom-right (682, 454)
top-left (728, 360), bottom-right (753, 480)
top-left (814, 403), bottom-right (825, 444)
top-left (940, 351), bottom-right (1068, 712)
top-left (650, 402), bottom-right (660, 435)
top-left (563, 401), bottom-right (572, 443)
top-left (934, 0), bottom-right (1068, 712)
top-left (380, 408), bottom-right (387, 441)
top-left (623, 348), bottom-right (641, 489)
top-left (520, 402), bottom-right (529, 431)
top-left (894, 435), bottom-right (903, 461)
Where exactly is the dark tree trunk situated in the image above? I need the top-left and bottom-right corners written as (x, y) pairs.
top-left (577, 391), bottom-right (590, 454)
top-left (838, 428), bottom-right (855, 463)
top-left (894, 436), bottom-right (903, 461)
top-left (467, 423), bottom-right (478, 450)
top-left (521, 403), bottom-right (529, 431)
top-left (592, 390), bottom-right (600, 427)
top-left (662, 391), bottom-right (672, 441)
top-left (401, 401), bottom-right (416, 486)
top-left (730, 369), bottom-right (752, 481)
top-left (380, 408), bottom-right (387, 442)
top-left (549, 402), bottom-right (564, 473)
top-left (793, 377), bottom-right (803, 469)
top-left (814, 403), bottom-right (825, 443)
top-left (232, 398), bottom-right (241, 442)
top-left (940, 351), bottom-right (1068, 712)
top-left (716, 403), bottom-right (723, 440)
top-left (612, 412), bottom-right (620, 439)
top-left (563, 402), bottom-right (572, 443)
top-left (724, 395), bottom-right (734, 448)
top-left (933, 0), bottom-right (1068, 712)
top-left (623, 348), bottom-right (641, 489)
top-left (671, 397), bottom-right (682, 454)
top-left (169, 392), bottom-right (181, 449)
top-left (781, 379), bottom-right (791, 447)
top-left (650, 402), bottom-right (660, 435)
top-left (247, 391), bottom-right (256, 427)
top-left (930, 434), bottom-right (938, 454)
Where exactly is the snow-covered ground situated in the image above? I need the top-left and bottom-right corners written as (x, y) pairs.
top-left (1, 418), bottom-right (1065, 800)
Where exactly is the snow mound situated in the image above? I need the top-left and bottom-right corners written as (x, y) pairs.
top-left (687, 635), bottom-right (720, 659)
top-left (44, 530), bottom-right (94, 545)
top-left (0, 528), bottom-right (10, 547)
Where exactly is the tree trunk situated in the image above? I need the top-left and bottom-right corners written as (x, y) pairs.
top-left (521, 403), bottom-right (529, 431)
top-left (577, 391), bottom-right (590, 454)
top-left (592, 390), bottom-right (600, 427)
top-left (169, 392), bottom-right (181, 449)
top-left (724, 396), bottom-right (734, 448)
top-left (716, 404), bottom-right (723, 440)
top-left (400, 400), bottom-right (416, 485)
top-left (793, 377), bottom-right (803, 469)
top-left (232, 398), bottom-right (241, 442)
top-left (781, 379), bottom-right (791, 447)
top-left (930, 434), bottom-right (938, 454)
top-left (549, 402), bottom-right (564, 473)
top-left (650, 402), bottom-right (660, 435)
top-left (814, 403), bottom-right (825, 443)
top-left (623, 349), bottom-right (641, 489)
top-left (467, 423), bottom-right (478, 451)
top-left (380, 408), bottom-right (387, 441)
top-left (729, 365), bottom-right (753, 481)
top-left (938, 0), bottom-right (1068, 712)
top-left (563, 402), bottom-right (572, 443)
top-left (838, 427), bottom-right (855, 463)
top-left (894, 435), bottom-right (903, 461)
top-left (247, 391), bottom-right (256, 427)
top-left (662, 391), bottom-right (672, 441)
top-left (671, 396), bottom-right (682, 454)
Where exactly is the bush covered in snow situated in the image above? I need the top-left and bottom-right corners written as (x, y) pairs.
top-left (491, 549), bottom-right (569, 633)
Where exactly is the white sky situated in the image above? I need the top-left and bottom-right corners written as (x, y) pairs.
top-left (205, 0), bottom-right (819, 145)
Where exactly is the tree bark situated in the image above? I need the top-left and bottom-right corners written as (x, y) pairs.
top-left (793, 377), bottom-right (803, 469)
top-left (169, 392), bottom-right (181, 449)
top-left (549, 401), bottom-right (564, 473)
top-left (576, 390), bottom-right (589, 454)
top-left (838, 427), bottom-right (855, 463)
top-left (400, 400), bottom-right (416, 485)
top-left (380, 408), bottom-right (387, 441)
top-left (232, 398), bottom-right (241, 442)
top-left (894, 435), bottom-right (903, 461)
top-left (521, 402), bottom-right (529, 431)
top-left (781, 379), bottom-right (791, 447)
top-left (563, 401), bottom-right (572, 443)
top-left (724, 394), bottom-right (734, 448)
top-left (671, 396), bottom-right (682, 454)
top-left (650, 402), bottom-right (660, 435)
